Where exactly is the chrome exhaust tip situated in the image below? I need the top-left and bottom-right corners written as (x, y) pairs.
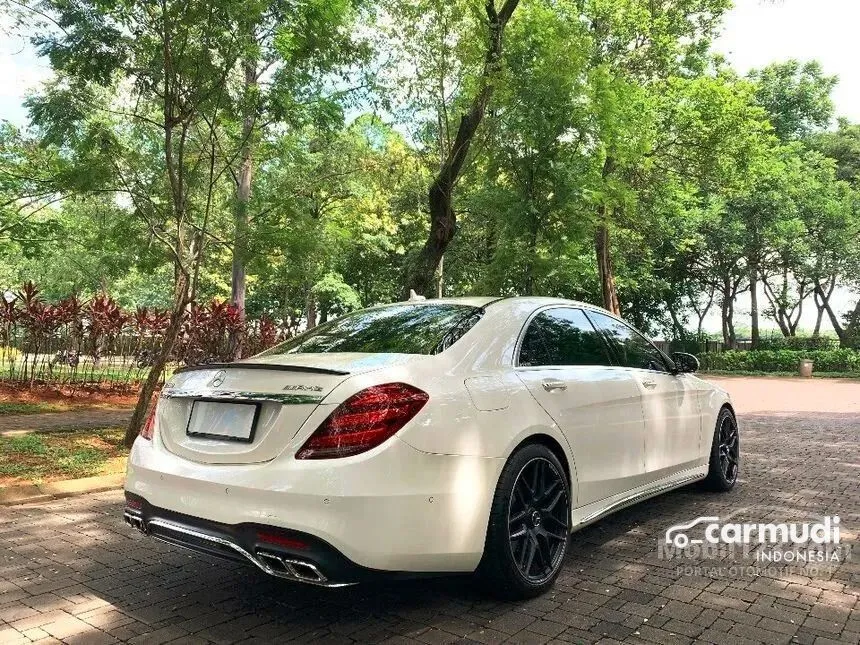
top-left (124, 511), bottom-right (146, 534)
top-left (256, 550), bottom-right (327, 584)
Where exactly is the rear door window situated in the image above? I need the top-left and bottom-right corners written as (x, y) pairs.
top-left (518, 308), bottom-right (613, 367)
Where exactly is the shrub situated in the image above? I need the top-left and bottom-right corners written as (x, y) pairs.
top-left (756, 335), bottom-right (839, 351)
top-left (700, 349), bottom-right (860, 373)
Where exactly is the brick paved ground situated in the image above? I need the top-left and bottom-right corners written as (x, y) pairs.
top-left (1, 380), bottom-right (858, 644)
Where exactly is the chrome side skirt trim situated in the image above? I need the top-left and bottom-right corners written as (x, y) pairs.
top-left (574, 470), bottom-right (706, 529)
top-left (125, 513), bottom-right (354, 588)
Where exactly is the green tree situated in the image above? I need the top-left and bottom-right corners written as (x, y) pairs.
top-left (750, 60), bottom-right (837, 141)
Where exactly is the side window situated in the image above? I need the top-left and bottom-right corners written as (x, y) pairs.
top-left (586, 311), bottom-right (669, 372)
top-left (518, 308), bottom-right (613, 367)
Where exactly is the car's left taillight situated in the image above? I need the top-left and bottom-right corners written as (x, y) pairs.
top-left (296, 382), bottom-right (429, 459)
top-left (140, 394), bottom-right (159, 440)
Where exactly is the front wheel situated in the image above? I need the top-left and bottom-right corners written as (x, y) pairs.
top-left (477, 443), bottom-right (570, 599)
top-left (703, 407), bottom-right (739, 491)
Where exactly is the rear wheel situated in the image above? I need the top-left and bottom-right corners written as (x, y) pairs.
top-left (477, 443), bottom-right (570, 599)
top-left (703, 407), bottom-right (739, 491)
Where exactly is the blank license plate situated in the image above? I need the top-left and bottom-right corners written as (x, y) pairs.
top-left (186, 401), bottom-right (258, 442)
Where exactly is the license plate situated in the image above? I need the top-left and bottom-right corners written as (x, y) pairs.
top-left (186, 401), bottom-right (259, 442)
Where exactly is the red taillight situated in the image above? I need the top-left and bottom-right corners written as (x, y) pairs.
top-left (296, 383), bottom-right (429, 459)
top-left (140, 395), bottom-right (159, 440)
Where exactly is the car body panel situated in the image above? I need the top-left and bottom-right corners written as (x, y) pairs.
top-left (515, 365), bottom-right (649, 505)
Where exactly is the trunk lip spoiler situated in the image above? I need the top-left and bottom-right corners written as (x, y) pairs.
top-left (173, 362), bottom-right (350, 376)
top-left (161, 389), bottom-right (323, 405)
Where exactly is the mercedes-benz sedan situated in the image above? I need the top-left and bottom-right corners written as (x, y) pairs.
top-left (124, 297), bottom-right (738, 598)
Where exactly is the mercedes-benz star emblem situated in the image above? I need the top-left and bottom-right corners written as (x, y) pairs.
top-left (208, 370), bottom-right (227, 388)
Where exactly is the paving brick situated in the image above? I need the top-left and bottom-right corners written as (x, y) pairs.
top-left (1, 403), bottom-right (858, 645)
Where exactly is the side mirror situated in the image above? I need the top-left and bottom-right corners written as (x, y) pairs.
top-left (672, 352), bottom-right (700, 374)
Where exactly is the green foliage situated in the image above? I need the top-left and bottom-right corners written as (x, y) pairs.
top-left (0, 0), bottom-right (858, 354)
top-left (701, 349), bottom-right (860, 373)
top-left (749, 60), bottom-right (837, 141)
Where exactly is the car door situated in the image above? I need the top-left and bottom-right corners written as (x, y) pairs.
top-left (585, 310), bottom-right (702, 478)
top-left (514, 307), bottom-right (648, 506)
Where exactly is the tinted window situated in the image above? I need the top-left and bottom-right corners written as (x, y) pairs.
top-left (519, 308), bottom-right (612, 367)
top-left (586, 311), bottom-right (670, 372)
top-left (260, 304), bottom-right (483, 355)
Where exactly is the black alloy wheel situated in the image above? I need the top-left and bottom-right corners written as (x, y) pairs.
top-left (718, 414), bottom-right (739, 484)
top-left (508, 457), bottom-right (569, 583)
top-left (704, 407), bottom-right (740, 492)
top-left (478, 443), bottom-right (570, 599)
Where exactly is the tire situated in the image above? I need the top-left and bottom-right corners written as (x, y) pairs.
top-left (703, 407), bottom-right (739, 492)
top-left (477, 443), bottom-right (570, 599)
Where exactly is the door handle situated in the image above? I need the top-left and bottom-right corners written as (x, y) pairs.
top-left (541, 379), bottom-right (567, 392)
top-left (642, 379), bottom-right (657, 389)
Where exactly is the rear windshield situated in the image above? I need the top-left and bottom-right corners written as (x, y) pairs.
top-left (259, 304), bottom-right (484, 355)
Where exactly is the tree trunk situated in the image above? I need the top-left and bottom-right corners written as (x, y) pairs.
top-left (124, 275), bottom-right (191, 447)
top-left (595, 214), bottom-right (620, 314)
top-left (434, 254), bottom-right (444, 299)
top-left (402, 0), bottom-right (520, 298)
top-left (813, 289), bottom-right (824, 336)
top-left (666, 299), bottom-right (685, 340)
top-left (814, 281), bottom-right (846, 344)
top-left (305, 287), bottom-right (317, 330)
top-left (230, 60), bottom-right (256, 359)
top-left (749, 263), bottom-right (759, 348)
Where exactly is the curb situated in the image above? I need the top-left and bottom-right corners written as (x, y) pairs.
top-left (0, 473), bottom-right (124, 505)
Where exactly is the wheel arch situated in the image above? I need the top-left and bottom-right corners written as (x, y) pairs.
top-left (509, 433), bottom-right (576, 503)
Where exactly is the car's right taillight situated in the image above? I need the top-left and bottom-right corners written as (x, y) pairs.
top-left (296, 383), bottom-right (429, 459)
top-left (140, 394), bottom-right (159, 440)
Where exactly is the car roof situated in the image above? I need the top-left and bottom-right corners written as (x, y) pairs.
top-left (389, 295), bottom-right (606, 312)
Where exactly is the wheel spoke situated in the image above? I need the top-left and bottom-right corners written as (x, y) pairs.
top-left (509, 508), bottom-right (528, 526)
top-left (514, 481), bottom-right (530, 508)
top-left (538, 478), bottom-right (560, 504)
top-left (543, 527), bottom-right (567, 541)
top-left (531, 460), bottom-right (542, 500)
top-left (534, 537), bottom-right (548, 572)
top-left (542, 488), bottom-right (565, 514)
top-left (523, 537), bottom-right (536, 574)
top-left (510, 526), bottom-right (527, 540)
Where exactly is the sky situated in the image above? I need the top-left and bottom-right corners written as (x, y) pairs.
top-left (1, 1), bottom-right (858, 333)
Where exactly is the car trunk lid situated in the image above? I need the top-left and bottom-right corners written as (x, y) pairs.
top-left (155, 354), bottom-right (423, 464)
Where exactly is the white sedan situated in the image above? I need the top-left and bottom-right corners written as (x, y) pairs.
top-left (124, 297), bottom-right (739, 598)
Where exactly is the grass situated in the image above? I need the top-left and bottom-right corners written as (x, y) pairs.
top-left (0, 428), bottom-right (127, 486)
top-left (0, 401), bottom-right (66, 415)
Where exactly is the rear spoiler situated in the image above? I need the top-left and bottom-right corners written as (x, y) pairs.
top-left (173, 362), bottom-right (350, 376)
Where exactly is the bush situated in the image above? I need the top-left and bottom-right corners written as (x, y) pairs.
top-left (700, 349), bottom-right (860, 373)
top-left (756, 335), bottom-right (839, 351)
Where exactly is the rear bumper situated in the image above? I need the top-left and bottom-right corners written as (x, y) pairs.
top-left (125, 434), bottom-right (503, 574)
top-left (124, 493), bottom-right (393, 586)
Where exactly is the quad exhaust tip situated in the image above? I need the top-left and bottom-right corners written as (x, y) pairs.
top-left (255, 550), bottom-right (328, 584)
top-left (124, 511), bottom-right (146, 533)
top-left (123, 511), bottom-right (351, 587)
